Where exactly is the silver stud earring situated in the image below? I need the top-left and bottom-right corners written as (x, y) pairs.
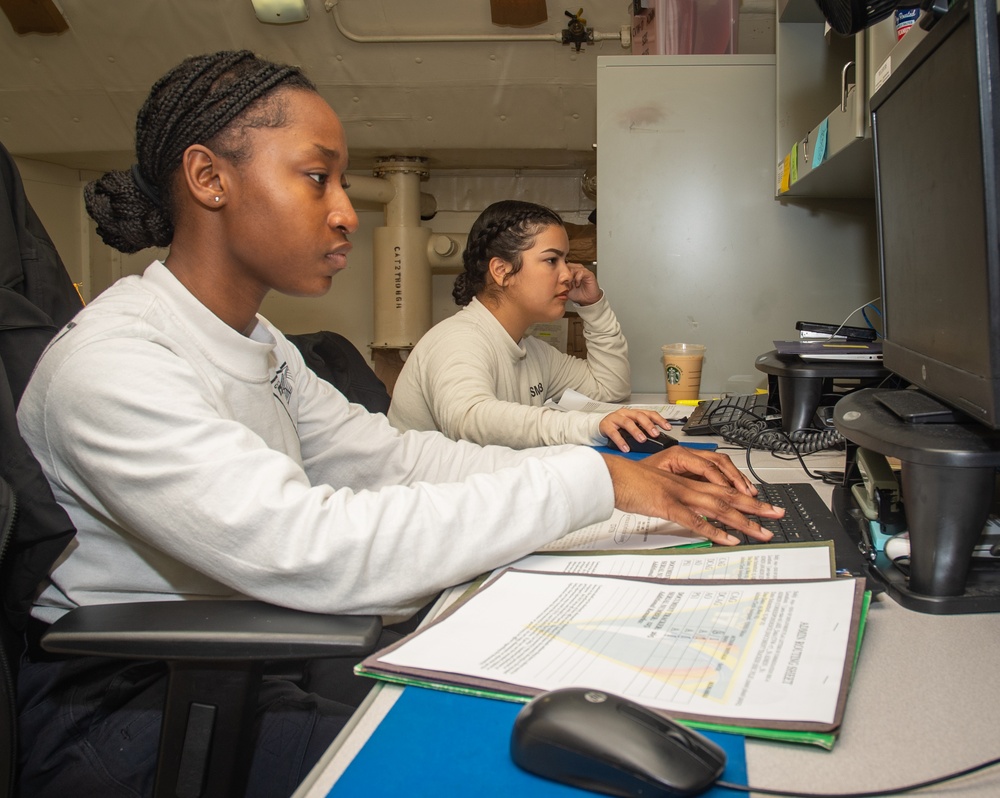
top-left (214, 196), bottom-right (221, 202)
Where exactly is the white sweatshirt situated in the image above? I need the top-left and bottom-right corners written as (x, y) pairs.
top-left (388, 296), bottom-right (631, 447)
top-left (17, 262), bottom-right (615, 624)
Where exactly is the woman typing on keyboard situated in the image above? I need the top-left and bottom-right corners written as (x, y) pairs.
top-left (388, 200), bottom-right (671, 453)
top-left (14, 52), bottom-right (781, 798)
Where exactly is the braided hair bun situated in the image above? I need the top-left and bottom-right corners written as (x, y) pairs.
top-left (85, 50), bottom-right (315, 253)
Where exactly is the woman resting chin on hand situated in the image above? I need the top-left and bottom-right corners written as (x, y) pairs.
top-left (388, 199), bottom-right (670, 452)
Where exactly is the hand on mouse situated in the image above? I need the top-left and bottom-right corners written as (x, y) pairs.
top-left (599, 450), bottom-right (783, 545)
top-left (600, 408), bottom-right (673, 452)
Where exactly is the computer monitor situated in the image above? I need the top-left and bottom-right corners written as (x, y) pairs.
top-left (870, 0), bottom-right (1000, 429)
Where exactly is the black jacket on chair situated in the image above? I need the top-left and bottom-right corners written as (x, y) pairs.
top-left (0, 140), bottom-right (82, 633)
top-left (287, 330), bottom-right (391, 415)
top-left (0, 139), bottom-right (82, 798)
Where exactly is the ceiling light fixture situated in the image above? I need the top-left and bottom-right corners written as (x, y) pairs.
top-left (251, 0), bottom-right (309, 25)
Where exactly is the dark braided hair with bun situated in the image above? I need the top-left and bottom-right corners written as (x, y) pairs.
top-left (84, 50), bottom-right (316, 254)
top-left (452, 199), bottom-right (564, 306)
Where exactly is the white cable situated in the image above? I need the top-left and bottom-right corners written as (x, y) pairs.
top-left (826, 297), bottom-right (881, 340)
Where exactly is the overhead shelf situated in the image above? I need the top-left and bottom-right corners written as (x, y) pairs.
top-left (778, 0), bottom-right (828, 24)
top-left (775, 6), bottom-right (936, 200)
top-left (775, 2), bottom-right (872, 199)
top-left (778, 80), bottom-right (874, 199)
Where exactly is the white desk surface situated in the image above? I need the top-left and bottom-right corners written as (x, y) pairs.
top-left (294, 416), bottom-right (1000, 798)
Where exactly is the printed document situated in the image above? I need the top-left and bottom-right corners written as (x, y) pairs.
top-left (369, 570), bottom-right (863, 729)
top-left (540, 508), bottom-right (705, 551)
top-left (496, 544), bottom-right (834, 582)
top-left (547, 388), bottom-right (690, 419)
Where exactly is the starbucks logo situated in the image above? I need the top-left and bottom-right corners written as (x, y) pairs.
top-left (665, 365), bottom-right (682, 385)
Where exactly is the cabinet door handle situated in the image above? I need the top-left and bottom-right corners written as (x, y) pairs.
top-left (841, 60), bottom-right (856, 113)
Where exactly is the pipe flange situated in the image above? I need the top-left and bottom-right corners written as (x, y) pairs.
top-left (373, 156), bottom-right (430, 180)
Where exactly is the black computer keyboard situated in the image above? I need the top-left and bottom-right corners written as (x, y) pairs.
top-left (709, 482), bottom-right (872, 585)
top-left (717, 482), bottom-right (837, 545)
top-left (683, 393), bottom-right (770, 435)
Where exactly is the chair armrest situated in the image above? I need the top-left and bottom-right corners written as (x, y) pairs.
top-left (40, 600), bottom-right (382, 660)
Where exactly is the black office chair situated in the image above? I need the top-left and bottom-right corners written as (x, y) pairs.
top-left (0, 479), bottom-right (21, 798)
top-left (0, 471), bottom-right (381, 798)
top-left (287, 331), bottom-right (392, 414)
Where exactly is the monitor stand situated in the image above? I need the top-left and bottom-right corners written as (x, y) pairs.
top-left (754, 350), bottom-right (889, 433)
top-left (835, 388), bottom-right (1000, 614)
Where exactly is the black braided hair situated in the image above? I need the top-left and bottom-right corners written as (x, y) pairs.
top-left (84, 50), bottom-right (316, 254)
top-left (452, 200), bottom-right (564, 306)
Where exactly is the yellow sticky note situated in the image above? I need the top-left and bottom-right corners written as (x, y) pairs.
top-left (779, 154), bottom-right (791, 193)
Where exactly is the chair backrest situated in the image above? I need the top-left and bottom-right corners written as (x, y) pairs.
top-left (0, 363), bottom-right (76, 798)
top-left (0, 476), bottom-right (18, 798)
top-left (0, 140), bottom-right (82, 798)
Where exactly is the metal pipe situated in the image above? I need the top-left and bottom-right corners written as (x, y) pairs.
top-left (342, 157), bottom-right (455, 391)
top-left (323, 0), bottom-right (627, 46)
top-left (344, 173), bottom-right (394, 205)
top-left (346, 173), bottom-right (437, 219)
top-left (429, 232), bottom-right (464, 273)
top-left (344, 158), bottom-right (460, 363)
top-left (372, 225), bottom-right (432, 348)
top-left (370, 157), bottom-right (432, 349)
top-left (374, 157), bottom-right (427, 227)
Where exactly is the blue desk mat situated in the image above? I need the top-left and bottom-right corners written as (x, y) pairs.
top-left (593, 445), bottom-right (648, 460)
top-left (329, 686), bottom-right (747, 797)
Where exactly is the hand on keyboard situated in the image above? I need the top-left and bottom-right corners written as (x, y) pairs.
top-left (599, 448), bottom-right (785, 546)
top-left (646, 445), bottom-right (756, 496)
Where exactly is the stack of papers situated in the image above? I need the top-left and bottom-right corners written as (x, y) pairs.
top-left (545, 388), bottom-right (690, 419)
top-left (537, 508), bottom-right (707, 552)
top-left (358, 545), bottom-right (869, 750)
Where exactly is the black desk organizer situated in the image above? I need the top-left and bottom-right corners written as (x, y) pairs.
top-left (834, 388), bottom-right (1000, 614)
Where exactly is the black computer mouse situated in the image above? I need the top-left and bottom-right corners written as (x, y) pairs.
top-left (616, 430), bottom-right (678, 454)
top-left (510, 687), bottom-right (726, 798)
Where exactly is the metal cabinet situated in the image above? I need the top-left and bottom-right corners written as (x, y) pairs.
top-left (596, 55), bottom-right (879, 395)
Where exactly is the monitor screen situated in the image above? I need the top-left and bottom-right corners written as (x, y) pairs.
top-left (871, 0), bottom-right (1000, 428)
